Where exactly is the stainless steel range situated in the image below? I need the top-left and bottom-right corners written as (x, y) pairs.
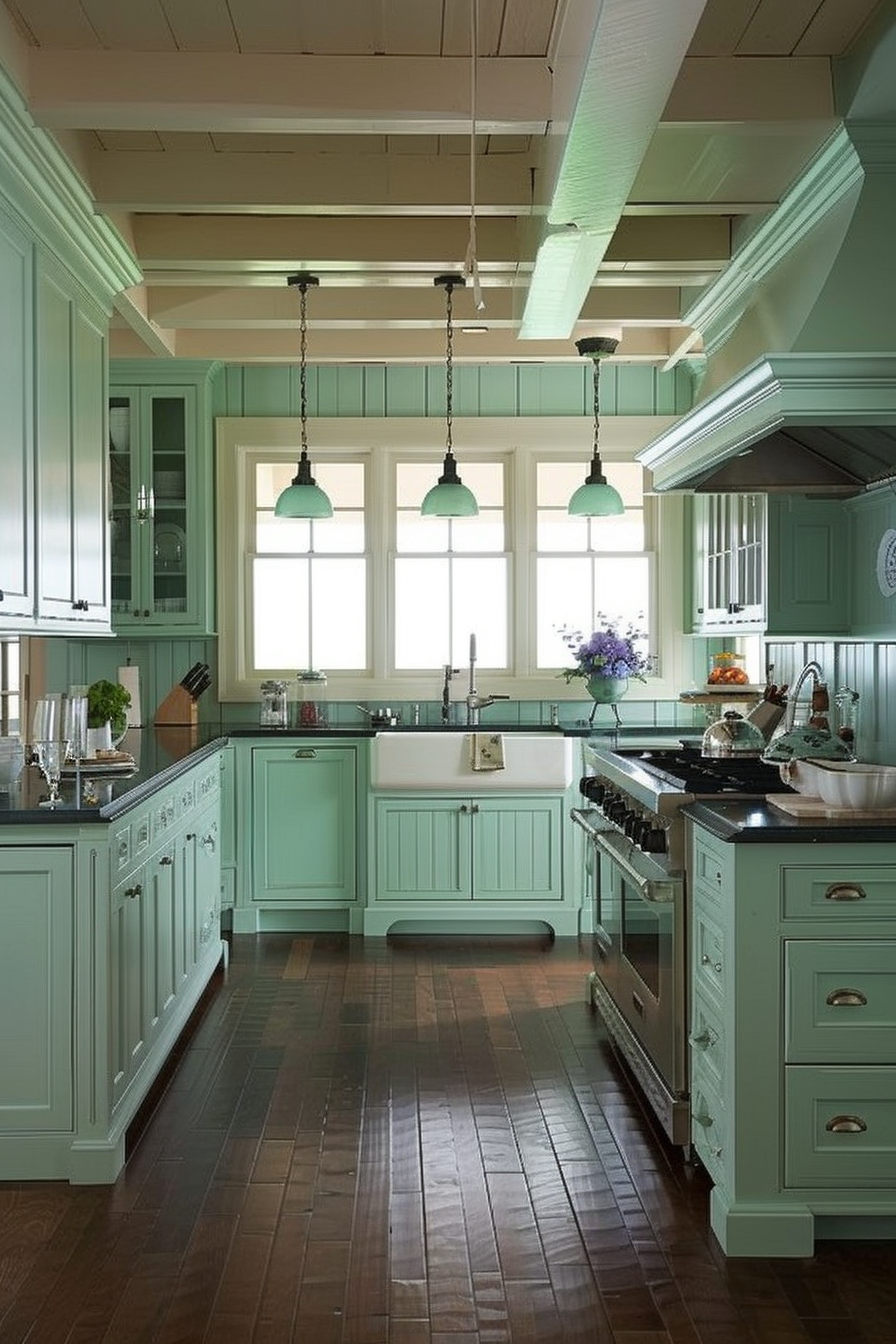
top-left (572, 742), bottom-right (788, 1146)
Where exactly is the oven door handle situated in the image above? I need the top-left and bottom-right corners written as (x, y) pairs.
top-left (593, 829), bottom-right (682, 905)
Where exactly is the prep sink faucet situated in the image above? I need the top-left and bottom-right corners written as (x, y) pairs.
top-left (783, 659), bottom-right (826, 731)
top-left (465, 632), bottom-right (509, 726)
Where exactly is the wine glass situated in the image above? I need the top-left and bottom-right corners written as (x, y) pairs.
top-left (33, 738), bottom-right (70, 808)
top-left (63, 694), bottom-right (89, 808)
top-left (31, 696), bottom-right (60, 744)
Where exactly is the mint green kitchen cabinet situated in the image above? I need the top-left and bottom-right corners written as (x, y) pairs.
top-left (688, 819), bottom-right (896, 1256)
top-left (0, 848), bottom-right (73, 1133)
top-left (0, 749), bottom-right (224, 1183)
top-left (366, 791), bottom-right (572, 935)
top-left (689, 493), bottom-right (849, 636)
top-left (30, 254), bottom-right (111, 634)
top-left (0, 204), bottom-right (35, 626)
top-left (218, 742), bottom-right (237, 916)
top-left (242, 743), bottom-right (359, 931)
top-left (109, 362), bottom-right (218, 635)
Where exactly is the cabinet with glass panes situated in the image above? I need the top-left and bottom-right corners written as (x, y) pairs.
top-left (108, 363), bottom-right (218, 635)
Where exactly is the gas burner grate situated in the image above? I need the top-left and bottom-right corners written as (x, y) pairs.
top-left (616, 746), bottom-right (787, 795)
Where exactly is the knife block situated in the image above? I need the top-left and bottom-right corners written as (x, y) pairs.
top-left (155, 684), bottom-right (199, 728)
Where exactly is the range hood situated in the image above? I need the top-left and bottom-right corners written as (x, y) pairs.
top-left (638, 354), bottom-right (896, 497)
top-left (638, 125), bottom-right (896, 498)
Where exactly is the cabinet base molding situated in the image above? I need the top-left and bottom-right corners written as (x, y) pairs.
top-left (231, 907), bottom-right (361, 934)
top-left (710, 1190), bottom-right (816, 1258)
top-left (362, 906), bottom-right (580, 937)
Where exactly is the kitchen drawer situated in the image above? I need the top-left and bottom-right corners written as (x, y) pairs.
top-left (690, 986), bottom-right (726, 1092)
top-left (782, 866), bottom-right (896, 921)
top-left (693, 901), bottom-right (727, 1005)
top-left (692, 1068), bottom-right (730, 1190)
top-left (691, 832), bottom-right (731, 908)
top-left (785, 940), bottom-right (896, 1063)
top-left (785, 1066), bottom-right (896, 1187)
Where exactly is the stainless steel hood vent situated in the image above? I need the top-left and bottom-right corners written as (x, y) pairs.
top-left (638, 355), bottom-right (896, 497)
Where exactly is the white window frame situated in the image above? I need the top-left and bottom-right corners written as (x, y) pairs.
top-left (216, 415), bottom-right (687, 703)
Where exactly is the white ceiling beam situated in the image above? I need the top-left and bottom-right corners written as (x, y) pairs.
top-left (27, 51), bottom-right (551, 135)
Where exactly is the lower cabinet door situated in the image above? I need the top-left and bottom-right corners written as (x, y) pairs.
top-left (252, 746), bottom-right (357, 904)
top-left (0, 847), bottom-right (73, 1131)
top-left (373, 797), bottom-right (471, 902)
top-left (473, 797), bottom-right (562, 902)
top-left (110, 864), bottom-right (149, 1110)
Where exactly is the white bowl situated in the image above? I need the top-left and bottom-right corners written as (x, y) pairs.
top-left (811, 761), bottom-right (896, 810)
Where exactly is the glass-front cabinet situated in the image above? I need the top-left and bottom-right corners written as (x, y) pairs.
top-left (108, 363), bottom-right (217, 635)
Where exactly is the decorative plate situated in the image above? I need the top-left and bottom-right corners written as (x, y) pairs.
top-left (154, 523), bottom-right (186, 573)
top-left (876, 528), bottom-right (896, 598)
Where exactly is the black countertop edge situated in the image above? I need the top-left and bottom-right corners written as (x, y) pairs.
top-left (683, 799), bottom-right (896, 844)
top-left (99, 736), bottom-right (228, 821)
top-left (222, 723), bottom-right (700, 740)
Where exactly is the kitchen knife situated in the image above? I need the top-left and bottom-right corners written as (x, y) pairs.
top-left (180, 663), bottom-right (206, 696)
top-left (191, 668), bottom-right (212, 699)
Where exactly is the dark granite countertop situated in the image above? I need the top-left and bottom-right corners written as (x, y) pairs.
top-left (1, 728), bottom-right (226, 826)
top-left (683, 798), bottom-right (896, 844)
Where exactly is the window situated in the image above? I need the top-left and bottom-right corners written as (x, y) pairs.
top-left (394, 460), bottom-right (508, 670)
top-left (216, 417), bottom-right (678, 701)
top-left (0, 638), bottom-right (21, 735)
top-left (535, 461), bottom-right (651, 670)
top-left (252, 460), bottom-right (367, 671)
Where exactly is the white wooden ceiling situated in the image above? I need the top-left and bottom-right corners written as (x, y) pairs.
top-left (0, 0), bottom-right (888, 364)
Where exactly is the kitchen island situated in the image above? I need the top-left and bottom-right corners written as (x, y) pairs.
top-left (684, 798), bottom-right (896, 1256)
top-left (0, 729), bottom-right (226, 1183)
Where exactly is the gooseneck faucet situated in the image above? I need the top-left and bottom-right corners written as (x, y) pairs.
top-left (783, 659), bottom-right (825, 732)
top-left (464, 631), bottom-right (509, 726)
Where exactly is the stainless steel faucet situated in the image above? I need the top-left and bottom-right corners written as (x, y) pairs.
top-left (782, 659), bottom-right (824, 732)
top-left (441, 664), bottom-right (460, 724)
top-left (464, 631), bottom-right (509, 726)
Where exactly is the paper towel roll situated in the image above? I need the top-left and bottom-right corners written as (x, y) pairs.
top-left (117, 665), bottom-right (142, 727)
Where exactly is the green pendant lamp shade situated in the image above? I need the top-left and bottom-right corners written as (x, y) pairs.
top-left (274, 273), bottom-right (334, 519)
top-left (421, 275), bottom-right (479, 518)
top-left (568, 335), bottom-right (623, 517)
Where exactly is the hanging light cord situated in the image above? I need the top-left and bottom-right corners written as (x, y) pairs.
top-left (589, 357), bottom-right (602, 461)
top-left (464, 0), bottom-right (485, 310)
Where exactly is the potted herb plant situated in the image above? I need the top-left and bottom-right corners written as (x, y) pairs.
top-left (86, 678), bottom-right (131, 754)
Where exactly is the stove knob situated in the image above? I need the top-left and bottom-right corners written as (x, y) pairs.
top-left (606, 797), bottom-right (627, 824)
top-left (623, 808), bottom-right (641, 837)
top-left (645, 825), bottom-right (668, 854)
top-left (632, 816), bottom-right (652, 847)
top-left (589, 780), bottom-right (607, 804)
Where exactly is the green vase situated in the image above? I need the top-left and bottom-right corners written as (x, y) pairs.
top-left (586, 675), bottom-right (629, 704)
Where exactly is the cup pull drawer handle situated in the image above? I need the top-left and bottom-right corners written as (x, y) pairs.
top-left (294, 749), bottom-right (316, 759)
top-left (824, 883), bottom-right (867, 902)
top-left (825, 1114), bottom-right (867, 1134)
top-left (826, 988), bottom-right (867, 1007)
top-left (689, 1028), bottom-right (718, 1049)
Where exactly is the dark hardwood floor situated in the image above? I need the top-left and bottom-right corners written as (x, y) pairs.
top-left (2, 932), bottom-right (895, 1343)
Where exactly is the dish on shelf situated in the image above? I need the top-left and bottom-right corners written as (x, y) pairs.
top-left (154, 523), bottom-right (186, 573)
top-left (154, 470), bottom-right (186, 499)
top-left (109, 405), bottom-right (130, 454)
top-left (62, 752), bottom-right (137, 776)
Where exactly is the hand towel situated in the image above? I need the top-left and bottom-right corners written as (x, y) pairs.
top-left (471, 732), bottom-right (505, 771)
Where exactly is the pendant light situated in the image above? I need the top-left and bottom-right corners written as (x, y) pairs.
top-left (421, 275), bottom-right (479, 517)
top-left (274, 272), bottom-right (333, 519)
top-left (568, 335), bottom-right (624, 516)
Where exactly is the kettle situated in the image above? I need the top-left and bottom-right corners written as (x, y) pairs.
top-left (702, 710), bottom-right (766, 758)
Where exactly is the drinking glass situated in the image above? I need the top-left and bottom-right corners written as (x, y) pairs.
top-left (31, 696), bottom-right (60, 744)
top-left (33, 738), bottom-right (70, 808)
top-left (63, 695), bottom-right (89, 765)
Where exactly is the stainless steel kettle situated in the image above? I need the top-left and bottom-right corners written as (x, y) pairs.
top-left (702, 710), bottom-right (766, 758)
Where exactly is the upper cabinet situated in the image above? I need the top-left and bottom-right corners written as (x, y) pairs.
top-left (35, 258), bottom-right (110, 632)
top-left (109, 364), bottom-right (218, 636)
top-left (690, 493), bottom-right (850, 637)
top-left (0, 206), bottom-right (34, 625)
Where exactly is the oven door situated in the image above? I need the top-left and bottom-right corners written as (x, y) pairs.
top-left (593, 830), bottom-right (686, 1099)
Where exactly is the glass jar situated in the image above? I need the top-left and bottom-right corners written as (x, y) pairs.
top-left (260, 679), bottom-right (289, 728)
top-left (296, 670), bottom-right (328, 728)
top-left (707, 651), bottom-right (748, 686)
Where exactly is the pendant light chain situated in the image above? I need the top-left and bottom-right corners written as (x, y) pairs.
top-left (445, 278), bottom-right (454, 458)
top-left (299, 278), bottom-right (309, 456)
top-left (590, 355), bottom-right (601, 459)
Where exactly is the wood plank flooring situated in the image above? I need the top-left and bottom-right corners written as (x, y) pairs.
top-left (2, 932), bottom-right (896, 1343)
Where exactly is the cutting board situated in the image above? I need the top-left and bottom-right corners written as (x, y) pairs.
top-left (767, 793), bottom-right (896, 820)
